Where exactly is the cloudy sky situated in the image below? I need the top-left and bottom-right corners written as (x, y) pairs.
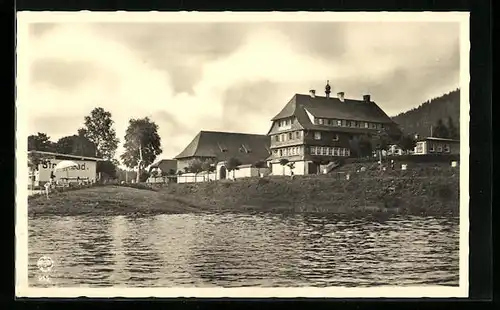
top-left (23, 20), bottom-right (460, 161)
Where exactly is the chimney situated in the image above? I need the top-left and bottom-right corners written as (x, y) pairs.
top-left (325, 80), bottom-right (331, 98)
top-left (337, 92), bottom-right (345, 102)
top-left (309, 89), bottom-right (316, 98)
top-left (363, 94), bottom-right (371, 102)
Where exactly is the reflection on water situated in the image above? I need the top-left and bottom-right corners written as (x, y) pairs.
top-left (28, 213), bottom-right (459, 287)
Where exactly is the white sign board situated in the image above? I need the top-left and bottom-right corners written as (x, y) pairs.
top-left (35, 158), bottom-right (97, 183)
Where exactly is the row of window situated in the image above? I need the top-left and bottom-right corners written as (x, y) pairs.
top-left (310, 146), bottom-right (350, 157)
top-left (272, 146), bottom-right (351, 157)
top-left (274, 131), bottom-right (302, 142)
top-left (314, 118), bottom-right (384, 130)
top-left (415, 142), bottom-right (451, 154)
top-left (273, 131), bottom-right (339, 142)
top-left (313, 131), bottom-right (338, 141)
top-left (278, 117), bottom-right (294, 128)
top-left (429, 143), bottom-right (451, 153)
top-left (273, 146), bottom-right (304, 157)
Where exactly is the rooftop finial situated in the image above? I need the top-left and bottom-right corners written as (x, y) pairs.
top-left (325, 80), bottom-right (331, 98)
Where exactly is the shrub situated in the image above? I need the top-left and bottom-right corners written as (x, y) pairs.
top-left (257, 178), bottom-right (270, 185)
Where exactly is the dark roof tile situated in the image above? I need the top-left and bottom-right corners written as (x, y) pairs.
top-left (150, 159), bottom-right (177, 172)
top-left (175, 131), bottom-right (270, 165)
top-left (271, 94), bottom-right (394, 124)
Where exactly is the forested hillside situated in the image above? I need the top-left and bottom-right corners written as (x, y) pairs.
top-left (392, 89), bottom-right (460, 138)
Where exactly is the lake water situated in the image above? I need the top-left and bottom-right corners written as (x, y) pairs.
top-left (28, 213), bottom-right (459, 287)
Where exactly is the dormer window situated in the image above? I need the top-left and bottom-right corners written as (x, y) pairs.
top-left (314, 132), bottom-right (322, 140)
top-left (217, 143), bottom-right (228, 152)
top-left (278, 117), bottom-right (293, 130)
top-left (240, 144), bottom-right (252, 153)
top-left (332, 134), bottom-right (339, 141)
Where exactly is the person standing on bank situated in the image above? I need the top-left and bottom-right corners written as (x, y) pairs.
top-left (50, 171), bottom-right (56, 187)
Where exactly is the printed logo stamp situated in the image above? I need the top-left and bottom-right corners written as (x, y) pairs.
top-left (37, 255), bottom-right (54, 273)
top-left (38, 274), bottom-right (51, 284)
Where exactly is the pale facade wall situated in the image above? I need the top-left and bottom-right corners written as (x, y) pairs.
top-left (177, 163), bottom-right (269, 183)
top-left (414, 141), bottom-right (428, 155)
top-left (414, 140), bottom-right (459, 155)
top-left (293, 160), bottom-right (306, 175)
top-left (33, 158), bottom-right (97, 184)
top-left (177, 173), bottom-right (208, 183)
top-left (233, 166), bottom-right (260, 179)
top-left (270, 160), bottom-right (306, 176)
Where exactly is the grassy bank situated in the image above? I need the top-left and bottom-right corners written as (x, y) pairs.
top-left (28, 167), bottom-right (459, 217)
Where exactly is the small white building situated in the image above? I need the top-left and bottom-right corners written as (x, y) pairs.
top-left (28, 150), bottom-right (103, 186)
top-left (387, 144), bottom-right (405, 156)
top-left (413, 137), bottom-right (460, 155)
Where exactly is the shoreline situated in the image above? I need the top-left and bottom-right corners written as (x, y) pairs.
top-left (28, 170), bottom-right (460, 217)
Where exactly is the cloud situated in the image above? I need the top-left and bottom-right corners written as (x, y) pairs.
top-left (25, 21), bottom-right (460, 162)
top-left (31, 58), bottom-right (100, 90)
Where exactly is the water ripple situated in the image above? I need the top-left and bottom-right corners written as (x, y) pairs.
top-left (28, 213), bottom-right (459, 287)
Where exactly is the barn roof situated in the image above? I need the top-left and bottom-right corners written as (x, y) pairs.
top-left (271, 93), bottom-right (395, 125)
top-left (174, 131), bottom-right (270, 165)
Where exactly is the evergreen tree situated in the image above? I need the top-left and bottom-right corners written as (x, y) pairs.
top-left (433, 119), bottom-right (450, 138)
top-left (447, 116), bottom-right (459, 139)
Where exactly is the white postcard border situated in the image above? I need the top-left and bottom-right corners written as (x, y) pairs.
top-left (15, 11), bottom-right (470, 298)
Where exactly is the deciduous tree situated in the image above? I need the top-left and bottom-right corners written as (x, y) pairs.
top-left (253, 160), bottom-right (267, 176)
top-left (28, 152), bottom-right (45, 189)
top-left (279, 158), bottom-right (290, 175)
top-left (371, 129), bottom-right (391, 168)
top-left (120, 117), bottom-right (162, 183)
top-left (28, 132), bottom-right (56, 152)
top-left (397, 134), bottom-right (417, 154)
top-left (187, 159), bottom-right (204, 177)
top-left (357, 135), bottom-right (373, 158)
top-left (96, 160), bottom-right (117, 179)
top-left (54, 134), bottom-right (96, 157)
top-left (201, 160), bottom-right (216, 178)
top-left (83, 107), bottom-right (119, 159)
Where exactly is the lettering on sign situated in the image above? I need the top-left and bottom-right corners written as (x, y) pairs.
top-left (40, 160), bottom-right (88, 170)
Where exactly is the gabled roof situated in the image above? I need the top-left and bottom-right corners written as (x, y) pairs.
top-left (418, 137), bottom-right (460, 143)
top-left (271, 93), bottom-right (395, 125)
top-left (28, 150), bottom-right (103, 161)
top-left (174, 131), bottom-right (270, 165)
top-left (149, 159), bottom-right (178, 172)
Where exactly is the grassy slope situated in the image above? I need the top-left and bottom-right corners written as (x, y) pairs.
top-left (28, 167), bottom-right (459, 217)
top-left (28, 186), bottom-right (219, 216)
